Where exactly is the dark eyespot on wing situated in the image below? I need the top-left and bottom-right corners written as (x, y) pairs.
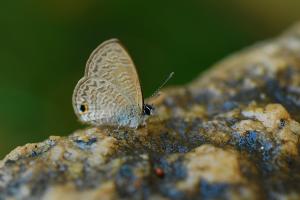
top-left (79, 104), bottom-right (88, 113)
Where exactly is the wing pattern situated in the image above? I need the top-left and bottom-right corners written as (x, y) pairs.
top-left (72, 39), bottom-right (143, 128)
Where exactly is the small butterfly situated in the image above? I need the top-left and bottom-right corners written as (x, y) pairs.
top-left (73, 39), bottom-right (157, 128)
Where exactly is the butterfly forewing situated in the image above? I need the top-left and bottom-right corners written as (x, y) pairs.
top-left (85, 39), bottom-right (143, 111)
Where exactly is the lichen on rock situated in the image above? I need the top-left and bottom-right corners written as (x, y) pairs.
top-left (2, 23), bottom-right (300, 199)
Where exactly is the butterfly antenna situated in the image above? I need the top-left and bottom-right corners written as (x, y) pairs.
top-left (150, 72), bottom-right (174, 98)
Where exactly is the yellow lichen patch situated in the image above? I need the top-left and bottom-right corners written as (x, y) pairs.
top-left (207, 131), bottom-right (231, 145)
top-left (43, 128), bottom-right (119, 178)
top-left (49, 136), bottom-right (61, 141)
top-left (277, 124), bottom-right (298, 143)
top-left (217, 108), bottom-right (240, 119)
top-left (177, 145), bottom-right (244, 191)
top-left (241, 103), bottom-right (300, 156)
top-left (42, 181), bottom-right (116, 200)
top-left (63, 148), bottom-right (81, 162)
top-left (72, 127), bottom-right (103, 138)
top-left (290, 120), bottom-right (300, 137)
top-left (233, 120), bottom-right (266, 134)
top-left (87, 136), bottom-right (118, 167)
top-left (134, 161), bottom-right (150, 178)
top-left (68, 162), bottom-right (84, 179)
top-left (281, 142), bottom-right (298, 157)
top-left (242, 78), bottom-right (258, 90)
top-left (0, 138), bottom-right (58, 167)
top-left (242, 103), bottom-right (290, 132)
top-left (48, 145), bottom-right (64, 162)
top-left (75, 134), bottom-right (91, 143)
top-left (276, 120), bottom-right (299, 156)
top-left (185, 105), bottom-right (206, 121)
top-left (147, 105), bottom-right (169, 124)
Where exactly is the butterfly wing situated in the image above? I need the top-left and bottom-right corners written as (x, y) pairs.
top-left (85, 39), bottom-right (143, 111)
top-left (72, 39), bottom-right (143, 128)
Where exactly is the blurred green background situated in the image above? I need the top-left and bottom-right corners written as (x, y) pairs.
top-left (1, 0), bottom-right (300, 158)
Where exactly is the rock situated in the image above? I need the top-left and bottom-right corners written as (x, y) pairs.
top-left (2, 23), bottom-right (300, 200)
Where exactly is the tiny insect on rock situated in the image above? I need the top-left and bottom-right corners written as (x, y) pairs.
top-left (72, 39), bottom-right (173, 129)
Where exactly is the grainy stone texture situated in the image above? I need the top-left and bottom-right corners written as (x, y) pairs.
top-left (2, 23), bottom-right (300, 200)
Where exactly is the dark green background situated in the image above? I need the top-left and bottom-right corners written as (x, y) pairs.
top-left (1, 0), bottom-right (300, 158)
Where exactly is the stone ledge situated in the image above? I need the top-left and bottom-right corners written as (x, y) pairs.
top-left (2, 22), bottom-right (300, 200)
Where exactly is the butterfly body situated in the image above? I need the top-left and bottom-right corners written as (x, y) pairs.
top-left (73, 39), bottom-right (150, 129)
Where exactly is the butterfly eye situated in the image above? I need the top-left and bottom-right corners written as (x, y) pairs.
top-left (79, 104), bottom-right (88, 114)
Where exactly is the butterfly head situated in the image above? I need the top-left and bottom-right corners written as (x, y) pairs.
top-left (143, 104), bottom-right (154, 116)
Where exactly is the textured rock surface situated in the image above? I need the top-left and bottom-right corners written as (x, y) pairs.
top-left (2, 23), bottom-right (300, 200)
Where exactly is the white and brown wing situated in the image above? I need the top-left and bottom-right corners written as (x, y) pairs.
top-left (85, 39), bottom-right (143, 111)
top-left (72, 39), bottom-right (144, 128)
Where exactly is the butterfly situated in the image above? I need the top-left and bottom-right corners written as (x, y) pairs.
top-left (72, 39), bottom-right (155, 129)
